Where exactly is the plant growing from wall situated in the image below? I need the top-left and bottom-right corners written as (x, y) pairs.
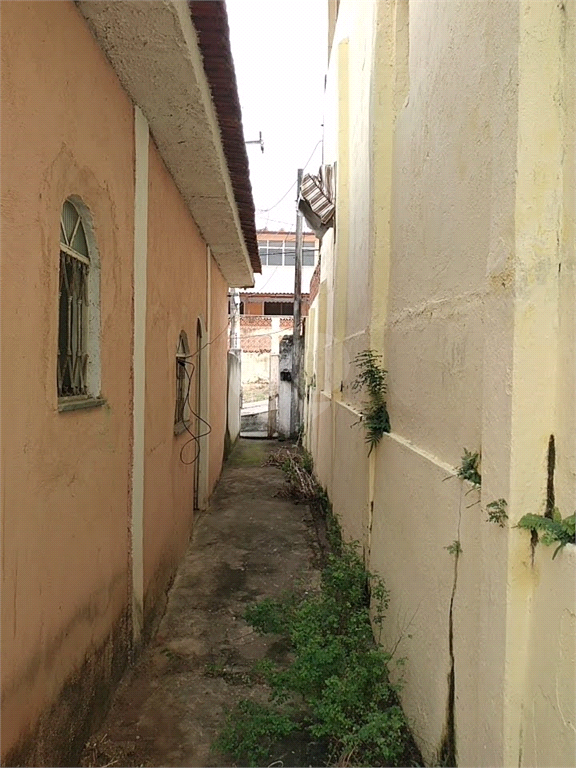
top-left (351, 350), bottom-right (390, 453)
top-left (444, 540), bottom-right (462, 557)
top-left (486, 498), bottom-right (508, 527)
top-left (456, 449), bottom-right (481, 486)
top-left (517, 509), bottom-right (575, 559)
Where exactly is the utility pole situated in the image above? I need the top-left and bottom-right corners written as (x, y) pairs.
top-left (290, 168), bottom-right (303, 438)
top-left (229, 289), bottom-right (240, 351)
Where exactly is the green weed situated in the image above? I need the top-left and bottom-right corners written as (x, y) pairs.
top-left (352, 350), bottom-right (391, 453)
top-left (216, 540), bottom-right (419, 767)
top-left (445, 540), bottom-right (462, 557)
top-left (486, 498), bottom-right (508, 527)
top-left (456, 449), bottom-right (481, 486)
top-left (215, 700), bottom-right (297, 766)
top-left (517, 509), bottom-right (575, 559)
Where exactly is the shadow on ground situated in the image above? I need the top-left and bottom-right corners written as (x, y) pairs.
top-left (81, 439), bottom-right (323, 768)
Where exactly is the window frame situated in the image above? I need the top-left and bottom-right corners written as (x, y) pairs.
top-left (258, 242), bottom-right (268, 265)
top-left (57, 197), bottom-right (103, 411)
top-left (257, 238), bottom-right (316, 267)
top-left (302, 245), bottom-right (315, 266)
top-left (174, 330), bottom-right (191, 435)
top-left (263, 301), bottom-right (294, 316)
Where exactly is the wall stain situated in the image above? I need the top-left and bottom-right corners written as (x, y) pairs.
top-left (2, 569), bottom-right (126, 707)
top-left (2, 610), bottom-right (130, 768)
top-left (143, 549), bottom-right (181, 645)
top-left (439, 548), bottom-right (458, 767)
top-left (439, 488), bottom-right (463, 767)
top-left (545, 434), bottom-right (555, 519)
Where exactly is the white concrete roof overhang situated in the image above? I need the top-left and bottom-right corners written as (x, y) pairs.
top-left (77, 0), bottom-right (255, 288)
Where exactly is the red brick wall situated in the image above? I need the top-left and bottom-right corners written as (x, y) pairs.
top-left (240, 315), bottom-right (272, 352)
top-left (239, 315), bottom-right (296, 353)
top-left (309, 258), bottom-right (321, 304)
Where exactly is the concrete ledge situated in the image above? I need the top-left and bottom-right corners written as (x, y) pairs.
top-left (77, 0), bottom-right (254, 287)
top-left (58, 396), bottom-right (106, 413)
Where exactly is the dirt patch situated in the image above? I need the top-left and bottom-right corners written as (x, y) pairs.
top-left (226, 438), bottom-right (271, 467)
top-left (242, 379), bottom-right (269, 404)
top-left (81, 439), bottom-right (322, 768)
top-left (273, 731), bottom-right (331, 768)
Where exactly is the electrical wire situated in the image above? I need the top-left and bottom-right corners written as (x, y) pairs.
top-left (176, 319), bottom-right (236, 465)
top-left (178, 358), bottom-right (213, 466)
top-left (238, 325), bottom-right (299, 339)
top-left (176, 294), bottom-right (306, 465)
top-left (256, 138), bottom-right (322, 214)
top-left (182, 323), bottom-right (230, 362)
top-left (259, 216), bottom-right (299, 228)
top-left (257, 182), bottom-right (297, 215)
top-left (249, 265), bottom-right (281, 294)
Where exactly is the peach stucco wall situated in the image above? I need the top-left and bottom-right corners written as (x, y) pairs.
top-left (143, 144), bottom-right (228, 622)
top-left (2, 2), bottom-right (237, 761)
top-left (209, 263), bottom-right (229, 492)
top-left (143, 143), bottom-right (207, 620)
top-left (1, 1), bottom-right (134, 760)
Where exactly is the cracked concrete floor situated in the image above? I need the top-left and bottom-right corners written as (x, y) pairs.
top-left (81, 439), bottom-right (322, 768)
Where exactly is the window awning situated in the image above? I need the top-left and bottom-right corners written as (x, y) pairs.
top-left (298, 165), bottom-right (335, 238)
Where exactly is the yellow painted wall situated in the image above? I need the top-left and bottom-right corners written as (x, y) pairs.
top-left (519, 546), bottom-right (576, 768)
top-left (331, 402), bottom-right (370, 550)
top-left (556, 0), bottom-right (575, 520)
top-left (304, 0), bottom-right (576, 765)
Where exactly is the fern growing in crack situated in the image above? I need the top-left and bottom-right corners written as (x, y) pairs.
top-left (486, 498), bottom-right (508, 527)
top-left (457, 449), bottom-right (481, 486)
top-left (352, 350), bottom-right (390, 454)
top-left (445, 540), bottom-right (462, 557)
top-left (517, 509), bottom-right (575, 559)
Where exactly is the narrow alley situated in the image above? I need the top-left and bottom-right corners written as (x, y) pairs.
top-left (3, 2), bottom-right (574, 767)
top-left (81, 440), bottom-right (323, 768)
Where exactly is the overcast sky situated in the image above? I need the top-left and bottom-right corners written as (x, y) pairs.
top-left (226, 0), bottom-right (327, 233)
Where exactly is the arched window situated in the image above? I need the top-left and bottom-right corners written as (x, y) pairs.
top-left (57, 199), bottom-right (101, 405)
top-left (174, 330), bottom-right (191, 432)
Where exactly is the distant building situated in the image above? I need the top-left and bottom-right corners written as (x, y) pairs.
top-left (237, 231), bottom-right (318, 435)
top-left (238, 230), bottom-right (317, 387)
top-left (239, 230), bottom-right (317, 319)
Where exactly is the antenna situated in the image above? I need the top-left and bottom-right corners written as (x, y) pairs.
top-left (245, 131), bottom-right (264, 153)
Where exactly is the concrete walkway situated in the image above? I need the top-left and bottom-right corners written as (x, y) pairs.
top-left (81, 439), bottom-right (321, 768)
